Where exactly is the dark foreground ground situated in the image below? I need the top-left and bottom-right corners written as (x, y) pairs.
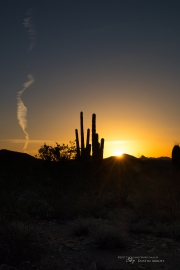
top-left (0, 149), bottom-right (180, 270)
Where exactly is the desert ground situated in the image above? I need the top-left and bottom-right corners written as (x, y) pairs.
top-left (0, 149), bottom-right (180, 270)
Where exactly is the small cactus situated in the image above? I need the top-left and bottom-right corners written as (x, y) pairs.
top-left (172, 145), bottom-right (180, 168)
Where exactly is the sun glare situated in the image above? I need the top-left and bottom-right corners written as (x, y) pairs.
top-left (114, 149), bottom-right (123, 157)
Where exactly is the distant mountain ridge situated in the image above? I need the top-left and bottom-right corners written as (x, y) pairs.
top-left (140, 155), bottom-right (171, 160)
top-left (0, 149), bottom-right (171, 165)
top-left (0, 149), bottom-right (37, 161)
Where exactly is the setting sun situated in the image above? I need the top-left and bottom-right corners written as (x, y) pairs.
top-left (114, 149), bottom-right (124, 157)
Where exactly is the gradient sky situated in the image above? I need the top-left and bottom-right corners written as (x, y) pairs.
top-left (1, 0), bottom-right (180, 158)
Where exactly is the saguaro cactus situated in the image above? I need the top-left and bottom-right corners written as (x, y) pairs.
top-left (75, 129), bottom-right (80, 159)
top-left (92, 114), bottom-right (96, 157)
top-left (75, 112), bottom-right (104, 160)
top-left (100, 138), bottom-right (104, 159)
top-left (92, 113), bottom-right (104, 159)
top-left (86, 128), bottom-right (91, 157)
top-left (172, 145), bottom-right (180, 168)
top-left (80, 111), bottom-right (84, 156)
top-left (75, 112), bottom-right (91, 160)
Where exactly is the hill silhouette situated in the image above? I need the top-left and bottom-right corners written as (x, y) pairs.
top-left (0, 149), bottom-right (171, 175)
top-left (0, 149), bottom-right (172, 193)
top-left (0, 149), bottom-right (41, 166)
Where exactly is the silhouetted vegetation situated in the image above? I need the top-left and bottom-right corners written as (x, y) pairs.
top-left (35, 141), bottom-right (77, 161)
top-left (172, 144), bottom-right (180, 168)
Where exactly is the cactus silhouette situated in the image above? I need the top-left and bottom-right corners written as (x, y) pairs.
top-left (75, 129), bottom-right (80, 159)
top-left (172, 145), bottom-right (180, 168)
top-left (75, 112), bottom-right (104, 160)
top-left (92, 113), bottom-right (104, 159)
top-left (80, 112), bottom-right (85, 156)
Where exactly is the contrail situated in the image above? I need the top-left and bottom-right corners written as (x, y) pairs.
top-left (16, 9), bottom-right (36, 151)
top-left (23, 8), bottom-right (36, 51)
top-left (17, 74), bottom-right (35, 151)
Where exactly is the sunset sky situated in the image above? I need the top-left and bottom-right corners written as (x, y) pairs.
top-left (1, 0), bottom-right (180, 158)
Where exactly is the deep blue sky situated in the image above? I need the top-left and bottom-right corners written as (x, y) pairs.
top-left (1, 0), bottom-right (180, 157)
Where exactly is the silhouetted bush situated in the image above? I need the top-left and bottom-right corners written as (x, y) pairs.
top-left (35, 141), bottom-right (77, 161)
top-left (0, 220), bottom-right (44, 266)
top-left (92, 224), bottom-right (127, 250)
top-left (71, 217), bottom-right (90, 236)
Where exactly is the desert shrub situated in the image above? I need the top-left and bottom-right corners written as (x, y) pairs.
top-left (36, 141), bottom-right (77, 161)
top-left (27, 199), bottom-right (53, 219)
top-left (71, 217), bottom-right (91, 236)
top-left (122, 174), bottom-right (158, 220)
top-left (115, 208), bottom-right (139, 223)
top-left (49, 191), bottom-right (80, 220)
top-left (92, 224), bottom-right (127, 250)
top-left (71, 216), bottom-right (126, 238)
top-left (17, 189), bottom-right (54, 220)
top-left (50, 188), bottom-right (108, 219)
top-left (155, 222), bottom-right (180, 240)
top-left (155, 182), bottom-right (180, 223)
top-left (0, 190), bottom-right (30, 222)
top-left (37, 256), bottom-right (67, 270)
top-left (129, 219), bottom-right (154, 234)
top-left (0, 219), bottom-right (44, 266)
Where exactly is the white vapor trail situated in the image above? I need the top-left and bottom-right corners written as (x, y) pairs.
top-left (17, 74), bottom-right (35, 150)
top-left (23, 8), bottom-right (36, 51)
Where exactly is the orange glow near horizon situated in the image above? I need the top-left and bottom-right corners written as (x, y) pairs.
top-left (26, 141), bottom-right (171, 159)
top-left (1, 136), bottom-right (173, 159)
top-left (104, 139), bottom-right (173, 159)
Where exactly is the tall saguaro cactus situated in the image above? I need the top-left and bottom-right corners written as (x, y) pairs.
top-left (75, 112), bottom-right (104, 160)
top-left (100, 138), bottom-right (104, 159)
top-left (92, 113), bottom-right (96, 158)
top-left (80, 112), bottom-right (84, 157)
top-left (86, 128), bottom-right (91, 157)
top-left (75, 129), bottom-right (80, 159)
top-left (92, 113), bottom-right (104, 160)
